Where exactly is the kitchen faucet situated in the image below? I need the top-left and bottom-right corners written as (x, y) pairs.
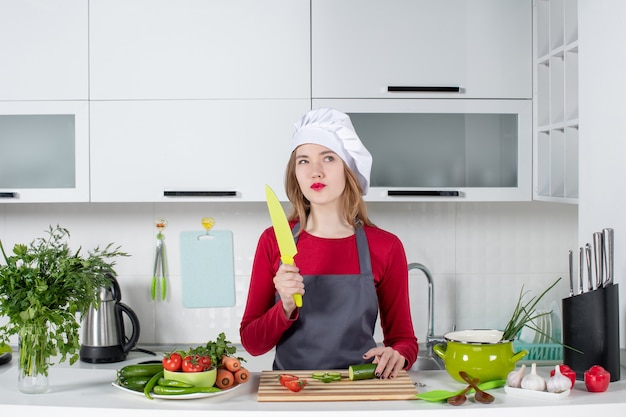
top-left (408, 263), bottom-right (448, 363)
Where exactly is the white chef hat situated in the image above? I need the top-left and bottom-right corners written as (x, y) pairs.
top-left (291, 108), bottom-right (373, 195)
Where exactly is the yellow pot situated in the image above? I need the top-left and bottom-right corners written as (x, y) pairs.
top-left (433, 329), bottom-right (528, 383)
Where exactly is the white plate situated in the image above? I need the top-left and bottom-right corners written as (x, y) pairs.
top-left (532, 314), bottom-right (544, 344)
top-left (112, 381), bottom-right (241, 400)
top-left (519, 321), bottom-right (535, 344)
top-left (544, 314), bottom-right (552, 344)
top-left (504, 385), bottom-right (570, 400)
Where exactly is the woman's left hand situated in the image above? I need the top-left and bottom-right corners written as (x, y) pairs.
top-left (362, 347), bottom-right (406, 380)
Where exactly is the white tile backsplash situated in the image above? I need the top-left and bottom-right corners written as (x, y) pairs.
top-left (0, 201), bottom-right (577, 352)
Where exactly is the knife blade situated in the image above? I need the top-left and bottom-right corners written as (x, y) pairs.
top-left (603, 228), bottom-right (614, 287)
top-left (264, 184), bottom-right (302, 307)
top-left (578, 247), bottom-right (584, 295)
top-left (593, 232), bottom-right (604, 290)
top-left (568, 249), bottom-right (574, 297)
top-left (585, 243), bottom-right (593, 292)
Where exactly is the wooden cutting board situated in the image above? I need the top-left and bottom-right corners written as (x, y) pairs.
top-left (257, 370), bottom-right (417, 402)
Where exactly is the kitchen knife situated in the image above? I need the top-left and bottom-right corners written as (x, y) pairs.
top-left (578, 247), bottom-right (584, 295)
top-left (264, 184), bottom-right (302, 307)
top-left (585, 243), bottom-right (593, 292)
top-left (568, 249), bottom-right (574, 297)
top-left (603, 228), bottom-right (614, 287)
top-left (593, 232), bottom-right (604, 290)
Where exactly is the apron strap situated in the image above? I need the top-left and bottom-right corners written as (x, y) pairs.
top-left (292, 221), bottom-right (372, 275)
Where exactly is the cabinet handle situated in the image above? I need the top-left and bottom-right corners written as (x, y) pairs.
top-left (0, 192), bottom-right (17, 198)
top-left (387, 86), bottom-right (461, 93)
top-left (163, 191), bottom-right (237, 197)
top-left (387, 190), bottom-right (460, 197)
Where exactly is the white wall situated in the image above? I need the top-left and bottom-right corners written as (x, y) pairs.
top-left (0, 201), bottom-right (577, 349)
top-left (579, 0), bottom-right (626, 350)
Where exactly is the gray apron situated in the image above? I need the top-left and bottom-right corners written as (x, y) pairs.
top-left (273, 223), bottom-right (379, 370)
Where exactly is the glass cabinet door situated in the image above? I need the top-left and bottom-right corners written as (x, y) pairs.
top-left (313, 99), bottom-right (532, 201)
top-left (0, 101), bottom-right (89, 202)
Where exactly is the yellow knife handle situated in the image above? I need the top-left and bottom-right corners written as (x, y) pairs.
top-left (280, 255), bottom-right (302, 307)
top-left (293, 294), bottom-right (303, 308)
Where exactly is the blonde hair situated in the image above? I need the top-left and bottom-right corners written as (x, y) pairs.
top-left (284, 150), bottom-right (374, 235)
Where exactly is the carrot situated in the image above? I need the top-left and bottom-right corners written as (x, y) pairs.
top-left (221, 355), bottom-right (241, 372)
top-left (233, 367), bottom-right (250, 384)
top-left (216, 368), bottom-right (235, 389)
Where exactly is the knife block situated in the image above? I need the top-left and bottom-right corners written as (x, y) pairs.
top-left (562, 283), bottom-right (620, 381)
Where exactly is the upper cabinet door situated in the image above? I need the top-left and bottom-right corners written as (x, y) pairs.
top-left (312, 0), bottom-right (532, 99)
top-left (0, 101), bottom-right (90, 203)
top-left (0, 0), bottom-right (88, 100)
top-left (89, 0), bottom-right (310, 100)
top-left (90, 99), bottom-right (310, 202)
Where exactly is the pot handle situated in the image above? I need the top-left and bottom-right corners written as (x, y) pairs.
top-left (116, 302), bottom-right (141, 353)
top-left (433, 343), bottom-right (447, 360)
top-left (510, 349), bottom-right (528, 364)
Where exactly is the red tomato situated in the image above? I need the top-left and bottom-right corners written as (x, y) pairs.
top-left (584, 365), bottom-right (610, 392)
top-left (279, 374), bottom-right (299, 387)
top-left (198, 355), bottom-right (212, 370)
top-left (162, 352), bottom-right (182, 372)
top-left (284, 378), bottom-right (307, 392)
top-left (550, 364), bottom-right (576, 388)
top-left (182, 355), bottom-right (205, 372)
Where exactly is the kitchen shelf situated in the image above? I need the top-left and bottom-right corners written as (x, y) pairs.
top-left (533, 0), bottom-right (579, 204)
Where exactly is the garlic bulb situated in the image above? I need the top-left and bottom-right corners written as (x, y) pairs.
top-left (521, 363), bottom-right (547, 391)
top-left (547, 364), bottom-right (571, 393)
top-left (506, 364), bottom-right (526, 388)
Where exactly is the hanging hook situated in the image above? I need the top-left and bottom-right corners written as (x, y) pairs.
top-left (199, 217), bottom-right (215, 240)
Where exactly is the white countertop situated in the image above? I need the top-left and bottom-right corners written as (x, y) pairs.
top-left (1, 348), bottom-right (625, 417)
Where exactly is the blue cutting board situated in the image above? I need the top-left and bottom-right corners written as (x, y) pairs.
top-left (179, 230), bottom-right (235, 308)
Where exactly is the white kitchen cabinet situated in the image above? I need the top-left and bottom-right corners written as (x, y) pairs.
top-left (0, 0), bottom-right (88, 100)
top-left (533, 0), bottom-right (579, 203)
top-left (0, 101), bottom-right (90, 203)
top-left (90, 100), bottom-right (311, 202)
top-left (314, 99), bottom-right (532, 202)
top-left (312, 0), bottom-right (532, 99)
top-left (89, 0), bottom-right (310, 100)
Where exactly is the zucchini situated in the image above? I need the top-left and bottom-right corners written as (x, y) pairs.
top-left (118, 375), bottom-right (152, 387)
top-left (312, 372), bottom-right (342, 383)
top-left (118, 363), bottom-right (164, 379)
top-left (117, 374), bottom-right (153, 392)
top-left (348, 363), bottom-right (378, 381)
top-left (152, 385), bottom-right (222, 395)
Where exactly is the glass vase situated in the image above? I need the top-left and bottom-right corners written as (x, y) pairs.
top-left (18, 324), bottom-right (50, 394)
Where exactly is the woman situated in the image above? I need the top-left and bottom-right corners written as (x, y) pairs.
top-left (240, 108), bottom-right (418, 379)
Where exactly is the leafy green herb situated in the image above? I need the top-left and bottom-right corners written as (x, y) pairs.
top-left (201, 332), bottom-right (244, 367)
top-left (0, 225), bottom-right (129, 376)
top-left (501, 277), bottom-right (561, 342)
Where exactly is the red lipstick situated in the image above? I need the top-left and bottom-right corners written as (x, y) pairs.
top-left (311, 183), bottom-right (326, 191)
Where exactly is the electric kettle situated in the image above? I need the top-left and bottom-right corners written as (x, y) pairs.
top-left (79, 272), bottom-right (140, 363)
